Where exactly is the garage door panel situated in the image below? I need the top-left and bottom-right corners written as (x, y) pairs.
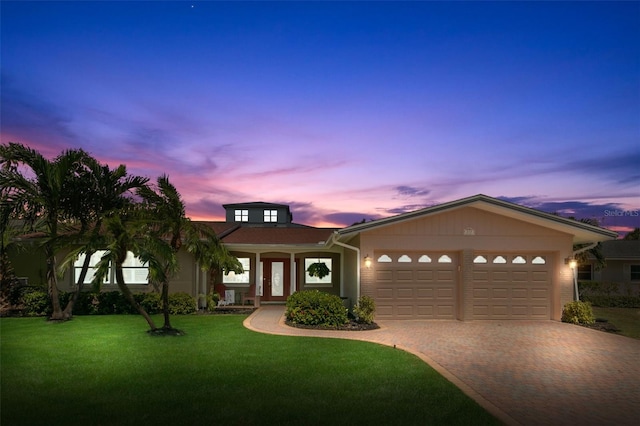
top-left (396, 270), bottom-right (414, 281)
top-left (416, 270), bottom-right (434, 281)
top-left (511, 271), bottom-right (529, 282)
top-left (492, 271), bottom-right (509, 282)
top-left (437, 270), bottom-right (454, 281)
top-left (511, 288), bottom-right (528, 299)
top-left (376, 288), bottom-right (393, 299)
top-left (532, 271), bottom-right (548, 282)
top-left (531, 289), bottom-right (548, 299)
top-left (417, 305), bottom-right (434, 316)
top-left (397, 288), bottom-right (414, 298)
top-left (416, 288), bottom-right (434, 298)
top-left (376, 270), bottom-right (393, 282)
top-left (492, 288), bottom-right (508, 299)
top-left (396, 305), bottom-right (414, 317)
top-left (437, 287), bottom-right (454, 299)
top-left (437, 305), bottom-right (455, 317)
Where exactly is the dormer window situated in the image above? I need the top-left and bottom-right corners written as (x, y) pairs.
top-left (264, 209), bottom-right (278, 223)
top-left (234, 209), bottom-right (248, 222)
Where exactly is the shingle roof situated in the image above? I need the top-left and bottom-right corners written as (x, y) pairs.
top-left (600, 240), bottom-right (640, 260)
top-left (198, 222), bottom-right (336, 246)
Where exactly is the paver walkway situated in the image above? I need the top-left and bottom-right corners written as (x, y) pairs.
top-left (245, 306), bottom-right (640, 426)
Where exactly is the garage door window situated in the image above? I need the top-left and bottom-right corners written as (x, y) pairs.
top-left (474, 255), bottom-right (488, 264)
top-left (493, 256), bottom-right (507, 264)
top-left (398, 255), bottom-right (412, 262)
top-left (438, 255), bottom-right (452, 263)
top-left (532, 256), bottom-right (546, 264)
top-left (418, 255), bottom-right (432, 263)
top-left (512, 256), bottom-right (527, 264)
top-left (377, 254), bottom-right (392, 262)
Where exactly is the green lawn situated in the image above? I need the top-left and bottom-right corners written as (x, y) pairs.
top-left (592, 307), bottom-right (640, 339)
top-left (1, 315), bottom-right (499, 426)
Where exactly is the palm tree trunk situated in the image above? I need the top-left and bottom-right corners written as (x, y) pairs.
top-left (46, 246), bottom-right (64, 320)
top-left (62, 250), bottom-right (93, 319)
top-left (115, 265), bottom-right (157, 330)
top-left (162, 280), bottom-right (171, 329)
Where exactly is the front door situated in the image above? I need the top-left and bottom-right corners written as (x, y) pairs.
top-left (261, 259), bottom-right (291, 302)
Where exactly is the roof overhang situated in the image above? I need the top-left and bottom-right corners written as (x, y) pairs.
top-left (338, 194), bottom-right (618, 245)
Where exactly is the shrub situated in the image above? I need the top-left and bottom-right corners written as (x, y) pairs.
top-left (581, 294), bottom-right (640, 309)
top-left (562, 301), bottom-right (595, 325)
top-left (168, 292), bottom-right (197, 315)
top-left (73, 292), bottom-right (101, 315)
top-left (285, 290), bottom-right (348, 327)
top-left (353, 295), bottom-right (376, 324)
top-left (22, 289), bottom-right (51, 317)
top-left (207, 292), bottom-right (220, 312)
top-left (96, 291), bottom-right (136, 314)
top-left (138, 292), bottom-right (162, 314)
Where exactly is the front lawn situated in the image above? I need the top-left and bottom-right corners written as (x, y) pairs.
top-left (1, 315), bottom-right (499, 426)
top-left (592, 307), bottom-right (640, 339)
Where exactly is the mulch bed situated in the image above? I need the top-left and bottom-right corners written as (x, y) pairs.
top-left (285, 319), bottom-right (380, 331)
top-left (580, 318), bottom-right (621, 334)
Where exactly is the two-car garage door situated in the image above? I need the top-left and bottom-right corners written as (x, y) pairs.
top-left (371, 252), bottom-right (551, 320)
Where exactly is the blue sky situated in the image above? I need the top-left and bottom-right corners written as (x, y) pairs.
top-left (1, 1), bottom-right (639, 234)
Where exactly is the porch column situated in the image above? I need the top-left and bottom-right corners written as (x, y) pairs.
top-left (290, 252), bottom-right (296, 293)
top-left (255, 252), bottom-right (261, 307)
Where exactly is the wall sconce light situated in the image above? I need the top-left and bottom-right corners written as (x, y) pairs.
top-left (564, 257), bottom-right (577, 269)
top-left (364, 255), bottom-right (372, 269)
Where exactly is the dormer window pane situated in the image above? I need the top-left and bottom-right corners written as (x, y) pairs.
top-left (264, 210), bottom-right (278, 222)
top-left (235, 209), bottom-right (248, 222)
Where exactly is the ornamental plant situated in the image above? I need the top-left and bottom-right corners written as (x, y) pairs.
top-left (353, 295), bottom-right (376, 324)
top-left (306, 262), bottom-right (331, 279)
top-left (561, 301), bottom-right (595, 325)
top-left (285, 290), bottom-right (348, 327)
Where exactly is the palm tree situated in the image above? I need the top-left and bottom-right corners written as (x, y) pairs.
top-left (137, 175), bottom-right (242, 330)
top-left (0, 143), bottom-right (91, 320)
top-left (58, 159), bottom-right (149, 318)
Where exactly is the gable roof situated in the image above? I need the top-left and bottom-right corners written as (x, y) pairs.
top-left (337, 194), bottom-right (618, 244)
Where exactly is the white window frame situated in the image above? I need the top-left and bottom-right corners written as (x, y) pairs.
top-left (305, 258), bottom-right (332, 285)
top-left (223, 258), bottom-right (251, 284)
top-left (74, 250), bottom-right (148, 285)
top-left (264, 209), bottom-right (278, 223)
top-left (235, 209), bottom-right (248, 222)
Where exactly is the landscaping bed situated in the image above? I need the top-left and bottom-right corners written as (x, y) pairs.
top-left (286, 318), bottom-right (379, 331)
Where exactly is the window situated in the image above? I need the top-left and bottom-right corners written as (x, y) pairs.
top-left (630, 265), bottom-right (640, 281)
top-left (398, 255), bottom-right (412, 263)
top-left (223, 258), bottom-right (251, 284)
top-left (234, 209), bottom-right (248, 222)
top-left (493, 256), bottom-right (507, 264)
top-left (377, 254), bottom-right (392, 263)
top-left (532, 256), bottom-right (546, 265)
top-left (438, 255), bottom-right (452, 263)
top-left (74, 250), bottom-right (148, 285)
top-left (512, 256), bottom-right (527, 264)
top-left (577, 264), bottom-right (592, 281)
top-left (473, 255), bottom-right (488, 264)
top-left (264, 209), bottom-right (278, 222)
top-left (418, 255), bottom-right (432, 263)
top-left (305, 258), bottom-right (332, 284)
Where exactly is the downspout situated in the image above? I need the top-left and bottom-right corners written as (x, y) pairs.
top-left (570, 242), bottom-right (599, 302)
top-left (329, 232), bottom-right (361, 301)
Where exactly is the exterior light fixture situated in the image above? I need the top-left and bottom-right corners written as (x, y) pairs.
top-left (364, 255), bottom-right (372, 269)
top-left (569, 259), bottom-right (577, 269)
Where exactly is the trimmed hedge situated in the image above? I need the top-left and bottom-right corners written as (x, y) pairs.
top-left (285, 290), bottom-right (348, 327)
top-left (17, 290), bottom-right (199, 316)
top-left (581, 295), bottom-right (640, 309)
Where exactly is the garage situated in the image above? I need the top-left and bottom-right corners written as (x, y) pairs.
top-left (373, 252), bottom-right (457, 319)
top-left (471, 253), bottom-right (551, 320)
top-left (339, 194), bottom-right (618, 321)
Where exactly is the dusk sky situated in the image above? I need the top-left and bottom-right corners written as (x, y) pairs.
top-left (2, 1), bottom-right (639, 234)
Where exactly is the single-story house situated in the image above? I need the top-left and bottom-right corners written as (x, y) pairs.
top-left (14, 194), bottom-right (618, 321)
top-left (579, 240), bottom-right (640, 295)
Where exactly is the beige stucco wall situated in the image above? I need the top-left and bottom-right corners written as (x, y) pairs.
top-left (355, 207), bottom-right (576, 320)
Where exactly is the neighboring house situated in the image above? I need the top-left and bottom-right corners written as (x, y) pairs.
top-left (580, 240), bottom-right (640, 295)
top-left (13, 194), bottom-right (618, 321)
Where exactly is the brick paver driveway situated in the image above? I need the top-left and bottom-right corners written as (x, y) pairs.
top-left (247, 307), bottom-right (640, 425)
